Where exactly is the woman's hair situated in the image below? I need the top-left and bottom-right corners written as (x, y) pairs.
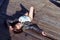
top-left (11, 21), bottom-right (20, 28)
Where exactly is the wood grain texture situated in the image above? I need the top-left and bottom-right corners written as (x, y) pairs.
top-left (5, 0), bottom-right (60, 40)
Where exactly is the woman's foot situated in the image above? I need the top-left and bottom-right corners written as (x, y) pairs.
top-left (42, 31), bottom-right (47, 36)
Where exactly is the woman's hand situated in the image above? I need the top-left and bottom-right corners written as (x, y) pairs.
top-left (9, 26), bottom-right (13, 31)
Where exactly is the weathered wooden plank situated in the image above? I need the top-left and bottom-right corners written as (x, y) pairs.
top-left (6, 0), bottom-right (60, 40)
top-left (34, 0), bottom-right (60, 40)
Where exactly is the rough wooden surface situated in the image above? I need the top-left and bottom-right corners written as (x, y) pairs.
top-left (7, 0), bottom-right (60, 40)
top-left (0, 0), bottom-right (60, 40)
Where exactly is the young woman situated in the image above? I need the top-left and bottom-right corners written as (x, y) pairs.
top-left (6, 7), bottom-right (47, 36)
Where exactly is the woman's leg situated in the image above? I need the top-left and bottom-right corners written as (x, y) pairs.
top-left (29, 7), bottom-right (34, 21)
top-left (31, 25), bottom-right (47, 36)
top-left (25, 24), bottom-right (47, 36)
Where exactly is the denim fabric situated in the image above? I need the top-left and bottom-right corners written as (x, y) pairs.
top-left (22, 22), bottom-right (43, 33)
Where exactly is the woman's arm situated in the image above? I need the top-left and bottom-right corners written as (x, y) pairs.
top-left (29, 7), bottom-right (34, 21)
top-left (6, 20), bottom-right (14, 31)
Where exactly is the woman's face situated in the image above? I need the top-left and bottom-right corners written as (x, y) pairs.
top-left (13, 23), bottom-right (23, 33)
top-left (15, 23), bottom-right (23, 30)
